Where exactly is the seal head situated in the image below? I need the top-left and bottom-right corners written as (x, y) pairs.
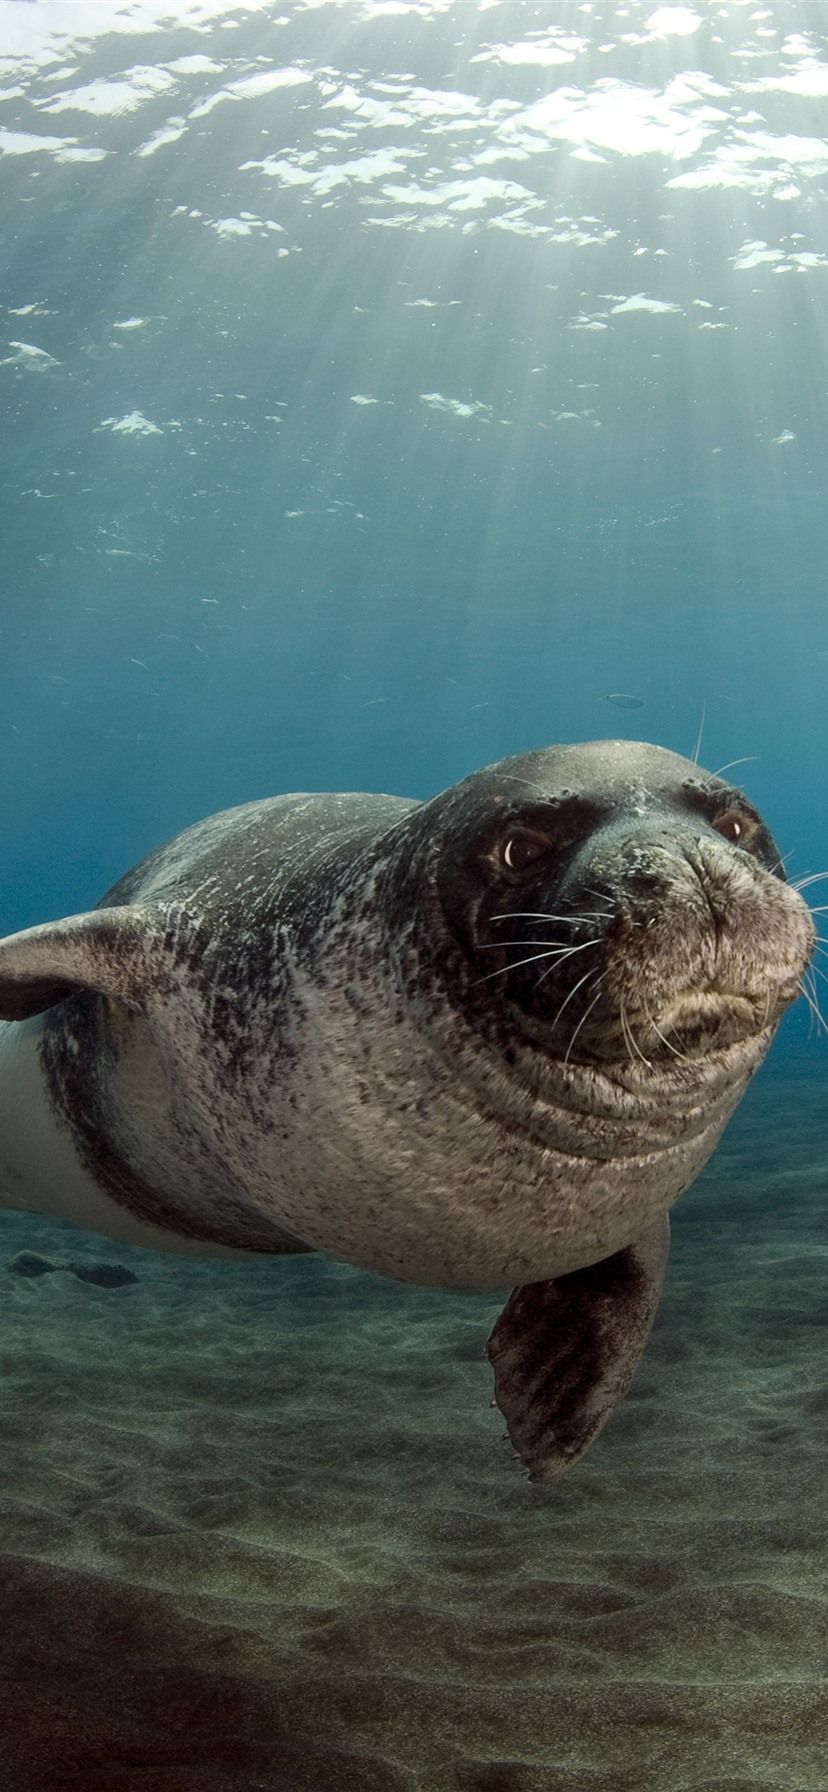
top-left (404, 738), bottom-right (804, 1066)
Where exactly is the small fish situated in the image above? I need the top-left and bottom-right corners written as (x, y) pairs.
top-left (603, 691), bottom-right (644, 711)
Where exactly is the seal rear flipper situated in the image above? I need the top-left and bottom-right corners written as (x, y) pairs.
top-left (486, 1214), bottom-right (670, 1482)
top-left (0, 905), bottom-right (180, 1020)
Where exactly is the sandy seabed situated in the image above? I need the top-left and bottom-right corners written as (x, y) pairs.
top-left (1, 1063), bottom-right (826, 1792)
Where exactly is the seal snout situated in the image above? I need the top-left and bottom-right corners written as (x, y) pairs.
top-left (563, 828), bottom-right (816, 1063)
top-left (470, 818), bottom-right (815, 1068)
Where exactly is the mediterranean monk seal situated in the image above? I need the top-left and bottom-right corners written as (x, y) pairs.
top-left (0, 741), bottom-right (815, 1479)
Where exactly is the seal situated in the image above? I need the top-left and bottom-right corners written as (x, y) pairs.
top-left (0, 741), bottom-right (815, 1478)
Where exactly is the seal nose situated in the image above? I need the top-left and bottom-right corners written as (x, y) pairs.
top-left (683, 838), bottom-right (734, 931)
top-left (619, 852), bottom-right (667, 898)
top-left (560, 824), bottom-right (734, 945)
top-left (580, 829), bottom-right (692, 911)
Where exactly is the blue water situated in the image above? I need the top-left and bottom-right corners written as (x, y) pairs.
top-left (1, 5), bottom-right (827, 1788)
top-left (3, 1), bottom-right (827, 1011)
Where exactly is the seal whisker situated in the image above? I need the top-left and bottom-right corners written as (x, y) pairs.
top-left (626, 1006), bottom-right (655, 1068)
top-left (765, 852), bottom-right (792, 878)
top-left (473, 940), bottom-right (600, 985)
top-left (799, 977), bottom-right (828, 1038)
top-left (800, 969), bottom-right (828, 1035)
top-left (478, 940), bottom-right (578, 951)
top-left (535, 942), bottom-right (601, 990)
top-left (581, 887), bottom-right (615, 910)
top-left (791, 870), bottom-right (828, 892)
top-left (623, 996), bottom-right (648, 1060)
top-left (709, 755), bottom-right (759, 779)
top-left (491, 911), bottom-right (610, 924)
top-left (546, 963), bottom-right (600, 1020)
top-left (643, 1002), bottom-right (693, 1064)
top-left (618, 999), bottom-right (635, 1068)
top-left (804, 963), bottom-right (828, 1024)
top-left (620, 997), bottom-right (654, 1069)
top-left (690, 698), bottom-right (707, 767)
top-left (562, 974), bottom-right (607, 1066)
top-left (799, 988), bottom-right (817, 1038)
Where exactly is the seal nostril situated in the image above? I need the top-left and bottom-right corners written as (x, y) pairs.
top-left (617, 849), bottom-right (672, 905)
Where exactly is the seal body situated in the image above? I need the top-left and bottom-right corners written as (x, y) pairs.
top-left (0, 742), bottom-right (815, 1477)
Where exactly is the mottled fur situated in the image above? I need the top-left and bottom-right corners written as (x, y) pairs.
top-left (0, 742), bottom-right (814, 1474)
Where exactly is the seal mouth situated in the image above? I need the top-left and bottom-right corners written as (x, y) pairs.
top-left (642, 988), bottom-right (770, 1057)
top-left (568, 985), bottom-right (773, 1067)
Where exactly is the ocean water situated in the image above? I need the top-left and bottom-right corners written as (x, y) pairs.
top-left (1, 2), bottom-right (827, 1788)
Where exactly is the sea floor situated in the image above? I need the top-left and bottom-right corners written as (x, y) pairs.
top-left (1, 1062), bottom-right (826, 1792)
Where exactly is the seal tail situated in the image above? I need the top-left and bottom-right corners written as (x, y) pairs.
top-left (486, 1214), bottom-right (670, 1481)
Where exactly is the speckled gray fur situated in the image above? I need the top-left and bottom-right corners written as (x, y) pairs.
top-left (0, 741), bottom-right (815, 1476)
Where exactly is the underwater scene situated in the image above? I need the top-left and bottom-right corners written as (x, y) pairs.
top-left (1, 1), bottom-right (827, 1787)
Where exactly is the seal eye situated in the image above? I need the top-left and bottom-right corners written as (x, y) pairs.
top-left (501, 832), bottom-right (550, 874)
top-left (713, 809), bottom-right (749, 847)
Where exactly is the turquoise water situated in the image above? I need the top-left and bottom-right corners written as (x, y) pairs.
top-left (1, 4), bottom-right (827, 1788)
top-left (3, 1), bottom-right (827, 973)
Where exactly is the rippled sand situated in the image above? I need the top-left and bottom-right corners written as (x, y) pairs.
top-left (1, 1065), bottom-right (826, 1792)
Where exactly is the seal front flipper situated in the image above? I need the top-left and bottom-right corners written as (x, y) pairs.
top-left (486, 1215), bottom-right (670, 1482)
top-left (0, 906), bottom-right (161, 1019)
top-left (0, 901), bottom-right (311, 1257)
